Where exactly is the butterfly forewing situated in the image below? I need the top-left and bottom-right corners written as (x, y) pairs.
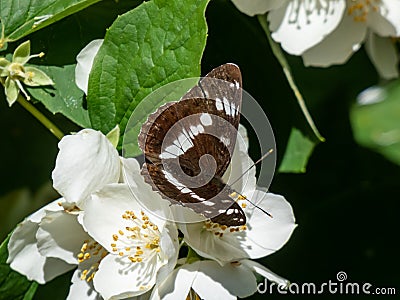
top-left (138, 63), bottom-right (245, 226)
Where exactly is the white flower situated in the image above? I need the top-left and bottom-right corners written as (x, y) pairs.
top-left (8, 157), bottom-right (179, 300)
top-left (9, 126), bottom-right (180, 299)
top-left (302, 0), bottom-right (400, 79)
top-left (52, 128), bottom-right (120, 209)
top-left (268, 0), bottom-right (347, 56)
top-left (151, 259), bottom-right (288, 300)
top-left (178, 126), bottom-right (296, 264)
top-left (233, 0), bottom-right (400, 78)
top-left (6, 200), bottom-right (76, 284)
top-left (7, 198), bottom-right (105, 299)
top-left (75, 39), bottom-right (103, 94)
top-left (232, 0), bottom-right (346, 56)
top-left (83, 182), bottom-right (179, 300)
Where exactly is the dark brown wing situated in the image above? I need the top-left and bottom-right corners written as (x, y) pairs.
top-left (138, 64), bottom-right (245, 226)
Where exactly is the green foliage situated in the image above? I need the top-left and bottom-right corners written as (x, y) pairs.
top-left (0, 235), bottom-right (38, 300)
top-left (351, 81), bottom-right (400, 166)
top-left (87, 0), bottom-right (210, 134)
top-left (1, 0), bottom-right (399, 299)
top-left (0, 0), bottom-right (102, 49)
top-left (278, 128), bottom-right (316, 173)
top-left (27, 65), bottom-right (90, 128)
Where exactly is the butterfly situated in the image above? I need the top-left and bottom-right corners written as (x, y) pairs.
top-left (138, 63), bottom-right (246, 227)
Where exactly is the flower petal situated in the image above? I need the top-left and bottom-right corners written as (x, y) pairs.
top-left (7, 218), bottom-right (74, 284)
top-left (302, 14), bottom-right (366, 66)
top-left (243, 191), bottom-right (296, 258)
top-left (379, 0), bottom-right (400, 35)
top-left (0, 57), bottom-right (10, 76)
top-left (182, 191), bottom-right (296, 262)
top-left (94, 254), bottom-right (159, 299)
top-left (193, 260), bottom-right (257, 299)
top-left (241, 259), bottom-right (289, 286)
top-left (365, 31), bottom-right (399, 79)
top-left (28, 199), bottom-right (64, 223)
top-left (12, 41), bottom-right (31, 65)
top-left (231, 0), bottom-right (283, 16)
top-left (152, 262), bottom-right (198, 300)
top-left (67, 268), bottom-right (102, 300)
top-left (75, 39), bottom-right (103, 94)
top-left (365, 1), bottom-right (397, 37)
top-left (83, 183), bottom-right (165, 252)
top-left (121, 157), bottom-right (175, 221)
top-left (154, 222), bottom-right (179, 284)
top-left (222, 125), bottom-right (256, 195)
top-left (52, 129), bottom-right (120, 207)
top-left (269, 0), bottom-right (346, 55)
top-left (180, 221), bottom-right (248, 263)
top-left (5, 77), bottom-right (19, 106)
top-left (37, 211), bottom-right (90, 264)
top-left (23, 66), bottom-right (54, 86)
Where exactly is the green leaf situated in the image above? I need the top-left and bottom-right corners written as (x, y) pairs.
top-left (26, 64), bottom-right (90, 128)
top-left (0, 235), bottom-right (38, 300)
top-left (278, 128), bottom-right (316, 173)
top-left (0, 0), bottom-right (102, 48)
top-left (351, 82), bottom-right (400, 166)
top-left (87, 0), bottom-right (210, 135)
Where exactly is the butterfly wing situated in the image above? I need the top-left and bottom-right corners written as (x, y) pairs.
top-left (138, 63), bottom-right (245, 226)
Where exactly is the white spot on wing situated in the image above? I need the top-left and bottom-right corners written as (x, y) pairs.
top-left (162, 170), bottom-right (185, 189)
top-left (200, 113), bottom-right (212, 126)
top-left (221, 136), bottom-right (230, 146)
top-left (215, 98), bottom-right (223, 111)
top-left (181, 187), bottom-right (191, 193)
top-left (197, 124), bottom-right (204, 134)
top-left (190, 125), bottom-right (199, 136)
top-left (160, 143), bottom-right (183, 159)
top-left (223, 97), bottom-right (234, 116)
top-left (190, 193), bottom-right (205, 201)
top-left (177, 133), bottom-right (192, 152)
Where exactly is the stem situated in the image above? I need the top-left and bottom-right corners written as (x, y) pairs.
top-left (17, 95), bottom-right (64, 140)
top-left (257, 14), bottom-right (325, 142)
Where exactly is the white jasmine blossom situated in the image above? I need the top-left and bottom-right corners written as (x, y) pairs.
top-left (302, 0), bottom-right (400, 78)
top-left (268, 0), bottom-right (347, 56)
top-left (6, 200), bottom-right (75, 284)
top-left (233, 0), bottom-right (400, 78)
top-left (8, 127), bottom-right (179, 299)
top-left (83, 183), bottom-right (179, 300)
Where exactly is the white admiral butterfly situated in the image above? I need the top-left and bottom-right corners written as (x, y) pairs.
top-left (138, 63), bottom-right (247, 227)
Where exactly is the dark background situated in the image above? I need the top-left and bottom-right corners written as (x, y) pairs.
top-left (0, 0), bottom-right (399, 298)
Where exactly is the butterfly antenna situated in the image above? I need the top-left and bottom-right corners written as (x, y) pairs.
top-left (229, 148), bottom-right (274, 187)
top-left (232, 190), bottom-right (273, 218)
